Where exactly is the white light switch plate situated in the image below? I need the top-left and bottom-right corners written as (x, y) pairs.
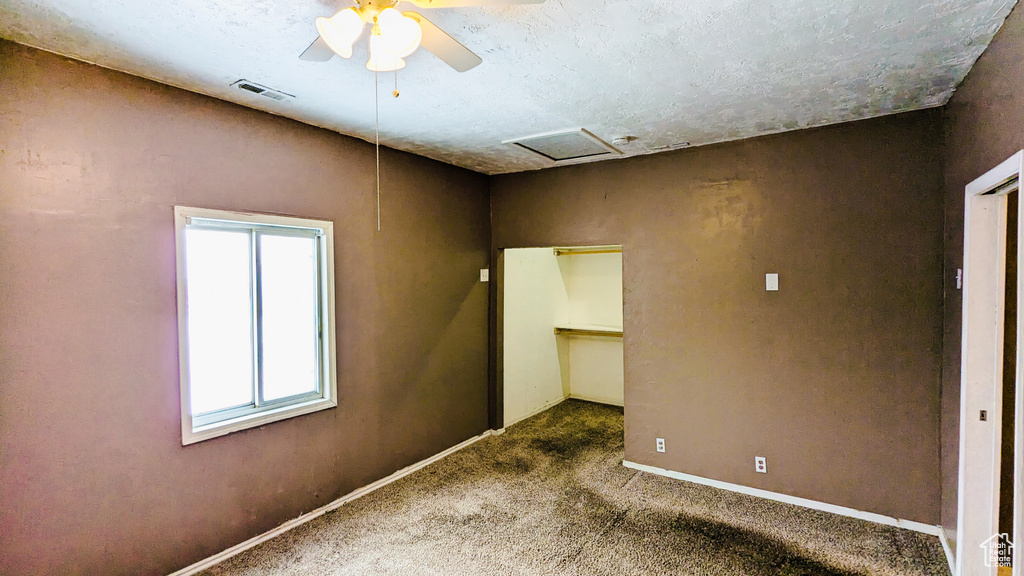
top-left (766, 273), bottom-right (779, 291)
top-left (480, 268), bottom-right (489, 282)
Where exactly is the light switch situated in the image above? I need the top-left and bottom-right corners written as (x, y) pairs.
top-left (480, 268), bottom-right (489, 282)
top-left (766, 273), bottom-right (779, 291)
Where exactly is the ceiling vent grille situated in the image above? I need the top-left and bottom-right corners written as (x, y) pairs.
top-left (230, 79), bottom-right (294, 102)
top-left (504, 128), bottom-right (621, 164)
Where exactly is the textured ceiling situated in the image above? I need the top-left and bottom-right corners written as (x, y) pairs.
top-left (0, 0), bottom-right (1016, 174)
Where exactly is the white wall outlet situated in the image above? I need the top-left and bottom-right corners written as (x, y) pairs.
top-left (656, 438), bottom-right (666, 453)
top-left (480, 268), bottom-right (489, 282)
top-left (765, 273), bottom-right (779, 291)
top-left (755, 456), bottom-right (767, 473)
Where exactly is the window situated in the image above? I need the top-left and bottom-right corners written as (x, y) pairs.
top-left (174, 206), bottom-right (337, 445)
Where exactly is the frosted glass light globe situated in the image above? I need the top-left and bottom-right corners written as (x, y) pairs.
top-left (366, 33), bottom-right (407, 72)
top-left (315, 8), bottom-right (365, 58)
top-left (377, 8), bottom-right (422, 58)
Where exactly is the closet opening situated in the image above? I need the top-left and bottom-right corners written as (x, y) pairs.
top-left (498, 245), bottom-right (624, 428)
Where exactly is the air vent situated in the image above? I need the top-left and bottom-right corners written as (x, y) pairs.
top-left (653, 141), bottom-right (691, 151)
top-left (230, 79), bottom-right (294, 102)
top-left (504, 128), bottom-right (621, 164)
top-left (237, 82), bottom-right (264, 94)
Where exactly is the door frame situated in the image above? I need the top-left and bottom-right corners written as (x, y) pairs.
top-left (958, 150), bottom-right (1024, 576)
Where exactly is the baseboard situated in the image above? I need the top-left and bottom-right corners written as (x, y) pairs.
top-left (567, 393), bottom-right (624, 407)
top-left (503, 395), bottom-right (568, 429)
top-left (168, 428), bottom-right (500, 576)
top-left (622, 461), bottom-right (941, 536)
top-left (937, 525), bottom-right (956, 575)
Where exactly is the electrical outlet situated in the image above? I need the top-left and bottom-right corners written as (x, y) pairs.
top-left (656, 438), bottom-right (666, 453)
top-left (755, 456), bottom-right (767, 473)
top-left (480, 268), bottom-right (489, 282)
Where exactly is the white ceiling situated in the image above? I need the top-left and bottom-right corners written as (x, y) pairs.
top-left (0, 0), bottom-right (1016, 174)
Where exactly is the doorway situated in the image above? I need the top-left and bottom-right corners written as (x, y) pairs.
top-left (498, 245), bottom-right (624, 428)
top-left (1001, 191), bottom-right (1019, 576)
top-left (958, 151), bottom-right (1024, 576)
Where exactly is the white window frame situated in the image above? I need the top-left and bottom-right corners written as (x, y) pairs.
top-left (174, 206), bottom-right (338, 445)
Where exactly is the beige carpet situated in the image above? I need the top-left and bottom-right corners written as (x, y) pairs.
top-left (201, 400), bottom-right (949, 576)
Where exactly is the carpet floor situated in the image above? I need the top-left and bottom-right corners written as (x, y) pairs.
top-left (201, 400), bottom-right (950, 576)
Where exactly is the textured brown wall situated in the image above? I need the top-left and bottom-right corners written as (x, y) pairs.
top-left (491, 111), bottom-right (945, 523)
top-left (0, 41), bottom-right (490, 575)
top-left (941, 1), bottom-right (1024, 545)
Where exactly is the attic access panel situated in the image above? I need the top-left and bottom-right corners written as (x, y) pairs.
top-left (505, 128), bottom-right (621, 164)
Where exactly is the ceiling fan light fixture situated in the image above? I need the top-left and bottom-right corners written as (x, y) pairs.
top-left (377, 8), bottom-right (423, 58)
top-left (366, 33), bottom-right (406, 72)
top-left (315, 8), bottom-right (366, 58)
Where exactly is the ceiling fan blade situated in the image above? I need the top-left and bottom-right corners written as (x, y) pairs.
top-left (299, 36), bottom-right (336, 61)
top-left (406, 0), bottom-right (543, 8)
top-left (406, 12), bottom-right (483, 72)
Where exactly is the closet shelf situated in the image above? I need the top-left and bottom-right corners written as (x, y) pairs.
top-left (552, 245), bottom-right (622, 256)
top-left (553, 324), bottom-right (623, 337)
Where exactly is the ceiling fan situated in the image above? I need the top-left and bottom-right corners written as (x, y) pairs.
top-left (299, 0), bottom-right (544, 73)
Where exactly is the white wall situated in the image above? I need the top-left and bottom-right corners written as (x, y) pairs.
top-left (558, 252), bottom-right (624, 406)
top-left (567, 336), bottom-right (624, 406)
top-left (502, 248), bottom-right (569, 425)
top-left (559, 252), bottom-right (624, 328)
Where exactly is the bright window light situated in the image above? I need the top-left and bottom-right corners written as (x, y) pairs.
top-left (174, 207), bottom-right (337, 445)
top-left (184, 228), bottom-right (255, 414)
top-left (259, 234), bottom-right (319, 401)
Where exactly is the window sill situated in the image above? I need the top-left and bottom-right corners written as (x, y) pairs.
top-left (182, 396), bottom-right (337, 445)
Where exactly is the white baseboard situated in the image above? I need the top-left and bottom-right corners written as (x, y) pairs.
top-left (567, 393), bottom-right (624, 407)
top-left (503, 395), bottom-right (568, 428)
top-left (168, 429), bottom-right (500, 576)
top-left (937, 525), bottom-right (956, 575)
top-left (622, 460), bottom-right (941, 536)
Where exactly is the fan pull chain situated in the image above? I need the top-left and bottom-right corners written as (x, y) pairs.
top-left (394, 68), bottom-right (400, 98)
top-left (374, 66), bottom-right (381, 233)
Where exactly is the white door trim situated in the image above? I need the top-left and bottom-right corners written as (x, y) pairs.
top-left (957, 150), bottom-right (1023, 576)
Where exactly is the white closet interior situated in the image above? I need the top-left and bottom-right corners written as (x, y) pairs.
top-left (502, 245), bottom-right (623, 427)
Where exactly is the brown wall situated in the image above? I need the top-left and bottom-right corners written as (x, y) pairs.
top-left (491, 111), bottom-right (945, 523)
top-left (0, 41), bottom-right (490, 575)
top-left (941, 0), bottom-right (1024, 546)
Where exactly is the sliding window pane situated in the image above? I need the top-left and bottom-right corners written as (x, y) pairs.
top-left (259, 234), bottom-right (319, 401)
top-left (184, 228), bottom-right (255, 415)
